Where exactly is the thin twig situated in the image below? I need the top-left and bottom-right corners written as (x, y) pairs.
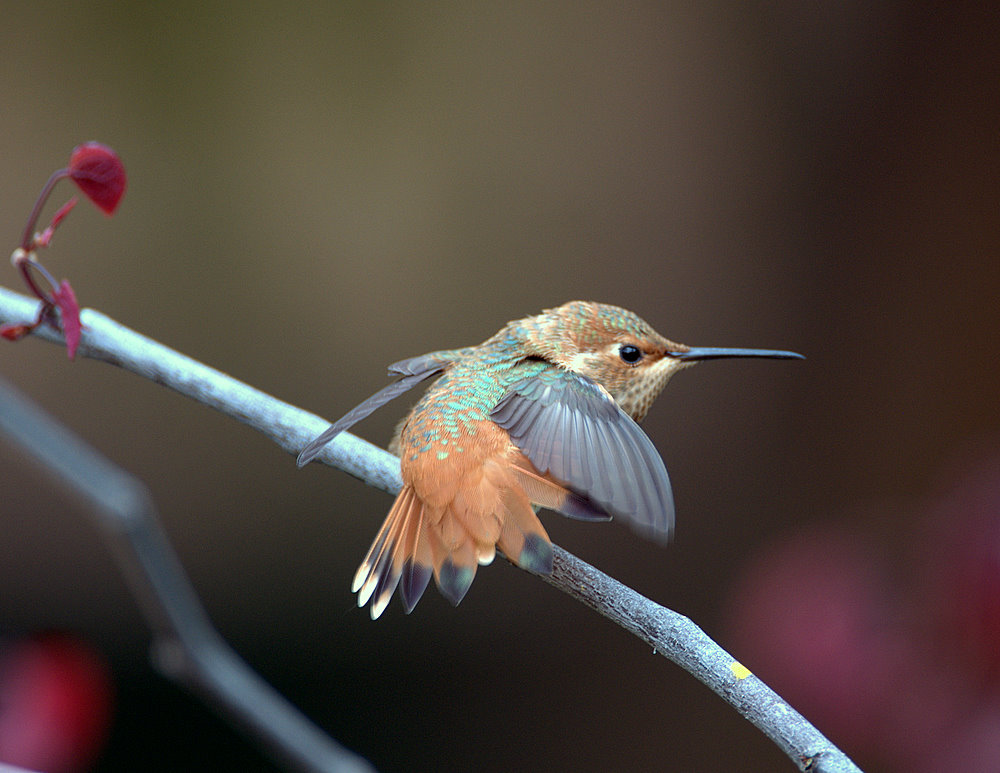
top-left (0, 285), bottom-right (862, 773)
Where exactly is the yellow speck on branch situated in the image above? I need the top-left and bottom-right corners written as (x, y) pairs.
top-left (730, 661), bottom-right (752, 680)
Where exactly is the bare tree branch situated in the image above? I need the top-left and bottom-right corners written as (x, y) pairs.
top-left (539, 551), bottom-right (860, 773)
top-left (0, 285), bottom-right (862, 773)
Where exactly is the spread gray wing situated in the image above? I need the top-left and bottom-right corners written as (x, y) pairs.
top-left (296, 353), bottom-right (448, 467)
top-left (491, 371), bottom-right (674, 541)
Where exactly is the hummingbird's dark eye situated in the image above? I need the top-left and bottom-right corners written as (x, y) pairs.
top-left (618, 344), bottom-right (642, 364)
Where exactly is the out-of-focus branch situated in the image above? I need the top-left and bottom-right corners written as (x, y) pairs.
top-left (0, 377), bottom-right (374, 773)
top-left (0, 286), bottom-right (862, 773)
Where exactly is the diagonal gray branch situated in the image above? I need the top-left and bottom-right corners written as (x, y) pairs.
top-left (0, 285), bottom-right (862, 773)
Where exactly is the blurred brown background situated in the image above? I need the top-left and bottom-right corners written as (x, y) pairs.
top-left (2, 3), bottom-right (999, 771)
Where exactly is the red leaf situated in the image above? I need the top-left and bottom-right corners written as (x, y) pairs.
top-left (0, 323), bottom-right (34, 341)
top-left (52, 281), bottom-right (82, 359)
top-left (68, 142), bottom-right (126, 215)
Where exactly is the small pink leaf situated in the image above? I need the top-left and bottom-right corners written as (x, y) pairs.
top-left (49, 196), bottom-right (79, 229)
top-left (68, 143), bottom-right (126, 215)
top-left (35, 197), bottom-right (78, 248)
top-left (52, 281), bottom-right (82, 359)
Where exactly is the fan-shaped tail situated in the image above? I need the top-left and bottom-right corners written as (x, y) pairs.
top-left (354, 451), bottom-right (609, 618)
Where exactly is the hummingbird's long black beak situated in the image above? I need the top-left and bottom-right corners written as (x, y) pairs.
top-left (674, 347), bottom-right (805, 361)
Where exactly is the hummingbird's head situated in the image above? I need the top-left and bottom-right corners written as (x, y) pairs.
top-left (521, 301), bottom-right (804, 423)
top-left (523, 301), bottom-right (694, 422)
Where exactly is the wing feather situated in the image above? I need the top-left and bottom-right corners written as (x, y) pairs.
top-left (491, 370), bottom-right (674, 541)
top-left (297, 353), bottom-right (449, 467)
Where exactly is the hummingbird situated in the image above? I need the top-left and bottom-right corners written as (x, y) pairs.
top-left (298, 301), bottom-right (802, 618)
